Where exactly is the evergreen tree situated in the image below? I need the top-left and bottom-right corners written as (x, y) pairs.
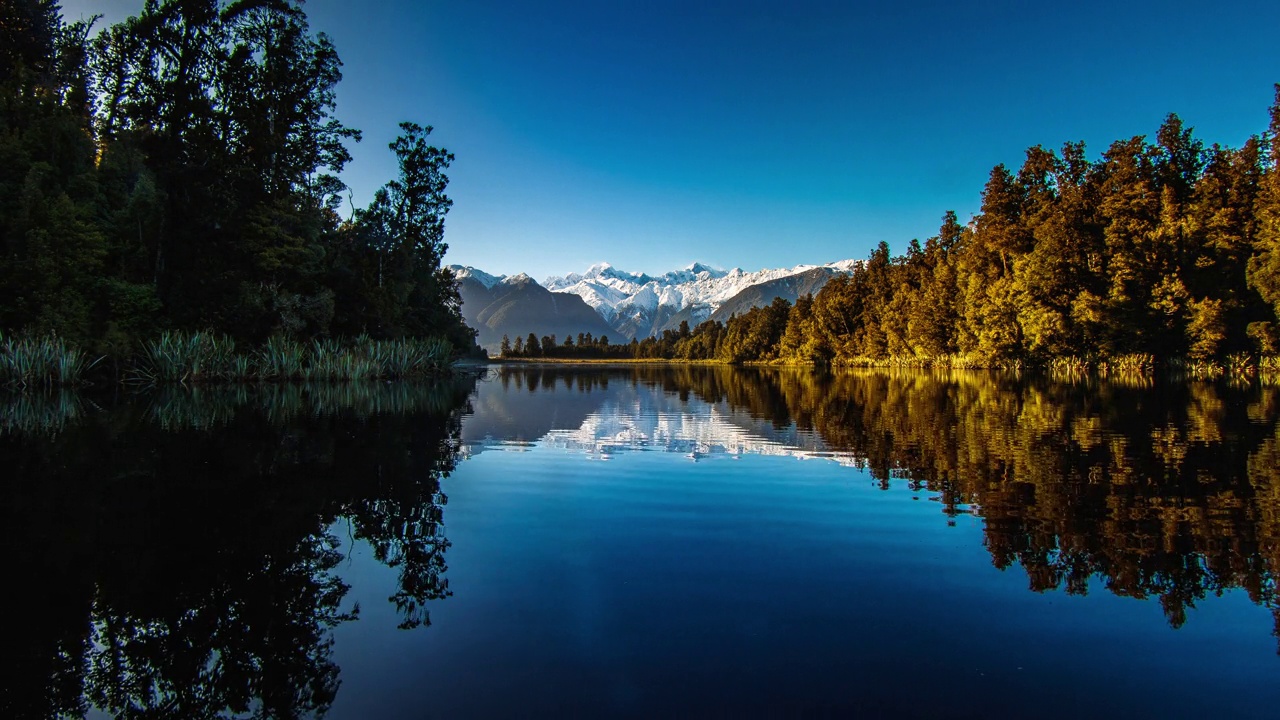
top-left (0, 1), bottom-right (477, 359)
top-left (909, 213), bottom-right (962, 356)
top-left (0, 0), bottom-right (103, 342)
top-left (1249, 86), bottom-right (1280, 324)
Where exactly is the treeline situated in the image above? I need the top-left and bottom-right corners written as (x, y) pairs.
top-left (0, 0), bottom-right (474, 362)
top-left (510, 91), bottom-right (1280, 369)
top-left (500, 330), bottom-right (621, 358)
top-left (496, 320), bottom-right (730, 361)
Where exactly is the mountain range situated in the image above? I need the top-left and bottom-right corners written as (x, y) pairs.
top-left (453, 271), bottom-right (616, 352)
top-left (451, 259), bottom-right (858, 353)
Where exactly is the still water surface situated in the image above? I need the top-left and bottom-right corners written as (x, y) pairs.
top-left (5, 366), bottom-right (1280, 718)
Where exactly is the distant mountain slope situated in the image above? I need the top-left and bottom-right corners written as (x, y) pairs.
top-left (452, 267), bottom-right (617, 353)
top-left (544, 260), bottom-right (857, 338)
top-left (708, 267), bottom-right (841, 323)
top-left (452, 259), bottom-right (858, 347)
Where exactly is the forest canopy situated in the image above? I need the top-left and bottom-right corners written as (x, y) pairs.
top-left (0, 0), bottom-right (475, 356)
top-left (506, 88), bottom-right (1280, 370)
top-left (6, 2), bottom-right (1280, 373)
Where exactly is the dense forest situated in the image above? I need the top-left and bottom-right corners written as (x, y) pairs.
top-left (8, 2), bottom-right (1280, 377)
top-left (0, 0), bottom-right (475, 371)
top-left (508, 89), bottom-right (1280, 373)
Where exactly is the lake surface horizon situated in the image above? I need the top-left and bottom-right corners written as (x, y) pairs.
top-left (6, 366), bottom-right (1279, 718)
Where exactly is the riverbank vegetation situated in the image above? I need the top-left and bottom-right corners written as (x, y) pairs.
top-left (0, 0), bottom-right (476, 385)
top-left (505, 88), bottom-right (1280, 377)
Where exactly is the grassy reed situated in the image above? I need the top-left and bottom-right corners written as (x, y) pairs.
top-left (135, 331), bottom-right (455, 384)
top-left (0, 331), bottom-right (99, 387)
top-left (1096, 354), bottom-right (1157, 375)
top-left (138, 331), bottom-right (236, 383)
top-left (833, 354), bottom-right (1030, 371)
top-left (1254, 355), bottom-right (1280, 384)
top-left (257, 334), bottom-right (306, 381)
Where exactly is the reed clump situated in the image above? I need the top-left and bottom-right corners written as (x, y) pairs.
top-left (135, 331), bottom-right (455, 384)
top-left (1095, 354), bottom-right (1156, 376)
top-left (1256, 355), bottom-right (1280, 384)
top-left (833, 354), bottom-right (1029, 372)
top-left (1047, 356), bottom-right (1092, 376)
top-left (139, 330), bottom-right (237, 384)
top-left (0, 331), bottom-right (99, 388)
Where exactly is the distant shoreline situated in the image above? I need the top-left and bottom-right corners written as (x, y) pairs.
top-left (483, 354), bottom-right (1280, 381)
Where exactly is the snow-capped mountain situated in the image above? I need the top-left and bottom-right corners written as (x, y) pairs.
top-left (543, 260), bottom-right (858, 338)
top-left (449, 265), bottom-right (617, 353)
top-left (451, 265), bottom-right (504, 289)
top-left (450, 259), bottom-right (858, 343)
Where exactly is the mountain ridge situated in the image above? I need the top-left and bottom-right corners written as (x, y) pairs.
top-left (453, 268), bottom-right (617, 353)
top-left (449, 259), bottom-right (858, 348)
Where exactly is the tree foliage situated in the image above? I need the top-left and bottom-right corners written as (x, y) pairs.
top-left (0, 0), bottom-right (476, 356)
top-left (509, 92), bottom-right (1280, 368)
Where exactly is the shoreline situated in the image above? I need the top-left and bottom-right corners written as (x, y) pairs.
top-left (483, 354), bottom-right (1280, 381)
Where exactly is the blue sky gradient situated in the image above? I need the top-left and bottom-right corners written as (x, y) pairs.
top-left (65, 0), bottom-right (1280, 280)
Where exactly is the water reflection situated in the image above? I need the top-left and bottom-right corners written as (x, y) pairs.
top-left (5, 366), bottom-right (1280, 717)
top-left (466, 366), bottom-right (1280, 645)
top-left (1, 379), bottom-right (474, 719)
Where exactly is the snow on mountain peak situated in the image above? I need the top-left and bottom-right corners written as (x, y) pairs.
top-left (542, 259), bottom-right (855, 322)
top-left (546, 261), bottom-right (630, 289)
top-left (449, 264), bottom-right (503, 289)
top-left (682, 262), bottom-right (727, 278)
top-left (449, 258), bottom-right (859, 338)
top-left (502, 272), bottom-right (536, 286)
top-left (619, 284), bottom-right (660, 313)
top-left (658, 285), bottom-right (684, 308)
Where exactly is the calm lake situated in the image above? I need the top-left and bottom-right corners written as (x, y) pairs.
top-left (6, 366), bottom-right (1280, 718)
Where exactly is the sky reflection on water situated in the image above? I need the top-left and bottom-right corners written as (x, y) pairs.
top-left (5, 367), bottom-right (1280, 718)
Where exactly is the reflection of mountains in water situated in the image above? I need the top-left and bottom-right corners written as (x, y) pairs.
top-left (544, 404), bottom-right (830, 460)
top-left (463, 365), bottom-right (1280, 648)
top-left (461, 372), bottom-right (850, 463)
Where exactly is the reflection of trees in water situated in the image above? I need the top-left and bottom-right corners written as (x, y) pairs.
top-left (732, 368), bottom-right (1280, 644)
top-left (511, 365), bottom-right (1280, 647)
top-left (1, 378), bottom-right (474, 719)
top-left (496, 366), bottom-right (611, 396)
top-left (1, 382), bottom-right (470, 435)
top-left (8, 367), bottom-right (1280, 717)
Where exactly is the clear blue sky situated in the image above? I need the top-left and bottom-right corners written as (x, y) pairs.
top-left (65, 0), bottom-right (1280, 280)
